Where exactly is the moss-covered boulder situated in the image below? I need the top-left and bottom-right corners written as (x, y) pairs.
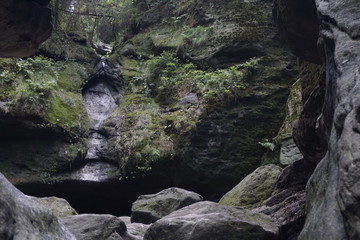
top-left (30, 196), bottom-right (77, 219)
top-left (219, 164), bottom-right (282, 209)
top-left (131, 187), bottom-right (203, 224)
top-left (0, 54), bottom-right (92, 184)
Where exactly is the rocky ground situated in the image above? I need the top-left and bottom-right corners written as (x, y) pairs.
top-left (1, 0), bottom-right (360, 239)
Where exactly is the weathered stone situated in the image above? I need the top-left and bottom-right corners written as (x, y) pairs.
top-left (0, 173), bottom-right (75, 240)
top-left (39, 30), bottom-right (98, 64)
top-left (293, 61), bottom-right (327, 164)
top-left (276, 158), bottom-right (316, 191)
top-left (279, 138), bottom-right (302, 166)
top-left (60, 214), bottom-right (137, 240)
top-left (255, 159), bottom-right (315, 240)
top-left (30, 196), bottom-right (77, 219)
top-left (298, 0), bottom-right (360, 239)
top-left (255, 191), bottom-right (306, 240)
top-left (119, 217), bottom-right (150, 240)
top-left (0, 0), bottom-right (52, 57)
top-left (131, 187), bottom-right (203, 224)
top-left (143, 201), bottom-right (278, 240)
top-left (274, 79), bottom-right (303, 143)
top-left (219, 164), bottom-right (282, 209)
top-left (178, 93), bottom-right (199, 107)
top-left (273, 0), bottom-right (321, 63)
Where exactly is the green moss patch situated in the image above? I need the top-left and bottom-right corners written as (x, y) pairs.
top-left (47, 90), bottom-right (89, 136)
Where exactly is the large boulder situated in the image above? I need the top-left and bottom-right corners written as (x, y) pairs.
top-left (219, 164), bottom-right (282, 209)
top-left (255, 159), bottom-right (316, 240)
top-left (30, 196), bottom-right (77, 219)
top-left (119, 217), bottom-right (150, 239)
top-left (0, 173), bottom-right (75, 240)
top-left (298, 1), bottom-right (360, 239)
top-left (131, 187), bottom-right (203, 224)
top-left (60, 214), bottom-right (137, 240)
top-left (0, 0), bottom-right (52, 57)
top-left (143, 201), bottom-right (278, 240)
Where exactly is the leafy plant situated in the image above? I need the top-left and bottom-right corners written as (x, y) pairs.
top-left (133, 52), bottom-right (256, 105)
top-left (258, 139), bottom-right (275, 151)
top-left (0, 70), bottom-right (16, 85)
top-left (11, 56), bottom-right (59, 113)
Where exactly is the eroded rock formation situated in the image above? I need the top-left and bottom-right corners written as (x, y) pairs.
top-left (275, 0), bottom-right (360, 239)
top-left (0, 0), bottom-right (52, 57)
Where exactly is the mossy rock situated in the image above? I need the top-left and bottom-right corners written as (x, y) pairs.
top-left (274, 79), bottom-right (303, 144)
top-left (56, 62), bottom-right (89, 92)
top-left (47, 90), bottom-right (89, 137)
top-left (219, 164), bottom-right (282, 209)
top-left (39, 30), bottom-right (98, 65)
top-left (0, 140), bottom-right (86, 185)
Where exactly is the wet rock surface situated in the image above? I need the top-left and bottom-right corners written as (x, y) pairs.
top-left (131, 187), bottom-right (203, 224)
top-left (144, 201), bottom-right (278, 240)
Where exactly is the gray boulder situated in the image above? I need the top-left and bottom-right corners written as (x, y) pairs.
top-left (0, 173), bottom-right (75, 240)
top-left (61, 214), bottom-right (138, 240)
top-left (30, 196), bottom-right (77, 219)
top-left (119, 217), bottom-right (150, 239)
top-left (131, 187), bottom-right (203, 224)
top-left (280, 138), bottom-right (303, 166)
top-left (297, 0), bottom-right (360, 239)
top-left (144, 201), bottom-right (278, 240)
top-left (219, 164), bottom-right (282, 208)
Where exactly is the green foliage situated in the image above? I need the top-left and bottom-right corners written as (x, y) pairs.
top-left (109, 94), bottom-right (174, 177)
top-left (16, 56), bottom-right (54, 77)
top-left (131, 52), bottom-right (257, 105)
top-left (258, 139), bottom-right (275, 151)
top-left (182, 26), bottom-right (213, 46)
top-left (11, 56), bottom-right (58, 113)
top-left (52, 0), bottom-right (140, 44)
top-left (0, 70), bottom-right (16, 85)
top-left (47, 91), bottom-right (89, 135)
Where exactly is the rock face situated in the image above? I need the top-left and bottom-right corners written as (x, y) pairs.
top-left (0, 0), bottom-right (52, 57)
top-left (30, 196), bottom-right (77, 218)
top-left (219, 164), bottom-right (282, 209)
top-left (131, 187), bottom-right (203, 224)
top-left (119, 217), bottom-right (150, 239)
top-left (273, 0), bottom-right (320, 63)
top-left (280, 138), bottom-right (303, 166)
top-left (107, 0), bottom-right (298, 200)
top-left (0, 173), bottom-right (75, 240)
top-left (274, 0), bottom-right (360, 238)
top-left (293, 61), bottom-right (327, 164)
top-left (298, 1), bottom-right (360, 239)
top-left (143, 201), bottom-right (278, 240)
top-left (256, 159), bottom-right (315, 240)
top-left (60, 214), bottom-right (137, 240)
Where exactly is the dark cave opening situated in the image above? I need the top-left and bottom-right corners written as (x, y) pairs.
top-left (16, 176), bottom-right (175, 216)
